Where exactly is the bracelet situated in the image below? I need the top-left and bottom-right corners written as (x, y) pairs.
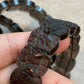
top-left (0, 0), bottom-right (81, 83)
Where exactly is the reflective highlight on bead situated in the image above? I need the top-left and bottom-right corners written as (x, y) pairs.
top-left (26, 0), bottom-right (32, 6)
top-left (35, 6), bottom-right (43, 13)
top-left (14, 0), bottom-right (19, 5)
top-left (0, 1), bottom-right (8, 8)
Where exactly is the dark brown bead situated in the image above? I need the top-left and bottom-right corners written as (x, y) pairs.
top-left (0, 15), bottom-right (23, 32)
top-left (55, 53), bottom-right (75, 71)
top-left (7, 0), bottom-right (22, 11)
top-left (30, 6), bottom-right (47, 22)
top-left (20, 0), bottom-right (35, 12)
top-left (10, 68), bottom-right (33, 84)
top-left (40, 19), bottom-right (69, 40)
top-left (60, 20), bottom-right (80, 37)
top-left (70, 35), bottom-right (80, 45)
top-left (56, 67), bottom-right (70, 78)
top-left (12, 23), bottom-right (23, 32)
top-left (0, 15), bottom-right (13, 25)
top-left (28, 28), bottom-right (60, 54)
top-left (69, 44), bottom-right (80, 59)
top-left (32, 77), bottom-right (42, 84)
top-left (17, 45), bottom-right (50, 76)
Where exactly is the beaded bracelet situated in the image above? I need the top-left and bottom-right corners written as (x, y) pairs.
top-left (0, 0), bottom-right (80, 84)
